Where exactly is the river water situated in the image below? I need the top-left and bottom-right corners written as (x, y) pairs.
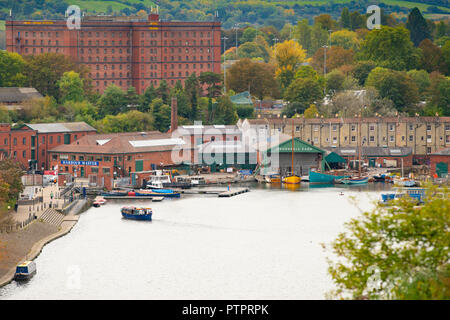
top-left (0, 183), bottom-right (392, 300)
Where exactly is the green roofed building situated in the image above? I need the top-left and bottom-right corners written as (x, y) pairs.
top-left (229, 91), bottom-right (254, 107)
top-left (259, 137), bottom-right (325, 177)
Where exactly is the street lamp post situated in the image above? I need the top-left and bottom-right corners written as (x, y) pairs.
top-left (234, 23), bottom-right (240, 59)
top-left (221, 36), bottom-right (228, 94)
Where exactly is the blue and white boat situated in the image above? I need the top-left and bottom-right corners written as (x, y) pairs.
top-left (135, 189), bottom-right (181, 198)
top-left (121, 206), bottom-right (152, 221)
top-left (380, 187), bottom-right (425, 204)
top-left (14, 261), bottom-right (37, 281)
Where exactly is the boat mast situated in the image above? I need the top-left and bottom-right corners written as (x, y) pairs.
top-left (292, 118), bottom-right (294, 176)
top-left (358, 114), bottom-right (362, 178)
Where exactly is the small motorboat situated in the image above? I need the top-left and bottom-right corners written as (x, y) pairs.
top-left (264, 174), bottom-right (281, 184)
top-left (93, 197), bottom-right (107, 207)
top-left (121, 206), bottom-right (152, 221)
top-left (14, 261), bottom-right (36, 281)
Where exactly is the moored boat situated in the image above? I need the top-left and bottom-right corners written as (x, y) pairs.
top-left (101, 191), bottom-right (129, 197)
top-left (135, 189), bottom-right (181, 198)
top-left (264, 174), bottom-right (281, 183)
top-left (93, 197), bottom-right (107, 207)
top-left (309, 171), bottom-right (349, 184)
top-left (282, 174), bottom-right (301, 185)
top-left (339, 176), bottom-right (369, 185)
top-left (121, 206), bottom-right (152, 221)
top-left (14, 261), bottom-right (36, 281)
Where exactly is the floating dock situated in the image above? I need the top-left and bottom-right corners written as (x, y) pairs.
top-left (174, 187), bottom-right (250, 197)
top-left (218, 187), bottom-right (250, 197)
top-left (102, 195), bottom-right (163, 201)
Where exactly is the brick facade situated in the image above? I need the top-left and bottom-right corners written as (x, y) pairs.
top-left (6, 14), bottom-right (221, 94)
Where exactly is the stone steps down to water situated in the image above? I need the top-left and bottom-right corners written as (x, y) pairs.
top-left (40, 208), bottom-right (65, 227)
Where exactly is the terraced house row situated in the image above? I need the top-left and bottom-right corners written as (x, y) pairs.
top-left (238, 116), bottom-right (450, 160)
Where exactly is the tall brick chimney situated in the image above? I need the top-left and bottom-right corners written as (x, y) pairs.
top-left (170, 96), bottom-right (178, 133)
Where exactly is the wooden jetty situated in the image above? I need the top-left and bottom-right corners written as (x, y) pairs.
top-left (102, 195), bottom-right (162, 201)
top-left (175, 187), bottom-right (250, 197)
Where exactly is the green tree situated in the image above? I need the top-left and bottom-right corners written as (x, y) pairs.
top-left (407, 69), bottom-right (431, 94)
top-left (96, 85), bottom-right (128, 117)
top-left (199, 72), bottom-right (223, 98)
top-left (358, 26), bottom-right (421, 71)
top-left (326, 185), bottom-right (450, 300)
top-left (156, 80), bottom-right (170, 104)
top-left (303, 104), bottom-right (320, 119)
top-left (366, 67), bottom-right (420, 114)
top-left (0, 51), bottom-right (26, 87)
top-left (0, 158), bottom-right (24, 210)
top-left (237, 42), bottom-right (270, 62)
top-left (352, 61), bottom-right (377, 86)
top-left (24, 53), bottom-right (91, 100)
top-left (241, 27), bottom-right (258, 43)
top-left (283, 77), bottom-right (323, 117)
top-left (57, 71), bottom-right (84, 103)
top-left (151, 98), bottom-right (171, 132)
top-left (95, 110), bottom-right (154, 133)
top-left (295, 19), bottom-right (312, 55)
top-left (340, 7), bottom-right (351, 29)
top-left (185, 73), bottom-right (200, 121)
top-left (418, 39), bottom-right (447, 75)
top-left (213, 95), bottom-right (238, 125)
top-left (326, 70), bottom-right (346, 93)
top-left (406, 8), bottom-right (431, 47)
top-left (140, 84), bottom-right (157, 112)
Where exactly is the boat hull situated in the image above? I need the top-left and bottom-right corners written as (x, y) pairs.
top-left (282, 175), bottom-right (301, 184)
top-left (341, 177), bottom-right (369, 185)
top-left (135, 191), bottom-right (181, 198)
top-left (121, 212), bottom-right (152, 221)
top-left (309, 171), bottom-right (349, 184)
top-left (14, 270), bottom-right (36, 281)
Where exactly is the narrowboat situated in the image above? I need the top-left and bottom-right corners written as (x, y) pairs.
top-left (121, 206), bottom-right (152, 221)
top-left (101, 191), bottom-right (129, 197)
top-left (134, 189), bottom-right (181, 198)
top-left (309, 171), bottom-right (349, 184)
top-left (189, 176), bottom-right (206, 186)
top-left (14, 261), bottom-right (37, 281)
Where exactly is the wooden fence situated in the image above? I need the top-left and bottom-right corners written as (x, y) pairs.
top-left (0, 214), bottom-right (35, 234)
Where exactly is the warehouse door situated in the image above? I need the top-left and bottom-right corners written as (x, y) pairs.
top-left (135, 160), bottom-right (143, 172)
top-left (64, 134), bottom-right (71, 144)
top-left (436, 162), bottom-right (448, 178)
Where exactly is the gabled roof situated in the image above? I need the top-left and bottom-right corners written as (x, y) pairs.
top-left (230, 91), bottom-right (254, 105)
top-left (23, 122), bottom-right (97, 133)
top-left (49, 131), bottom-right (185, 154)
top-left (264, 137), bottom-right (325, 154)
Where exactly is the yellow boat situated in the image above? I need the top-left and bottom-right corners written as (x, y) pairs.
top-left (282, 174), bottom-right (301, 185)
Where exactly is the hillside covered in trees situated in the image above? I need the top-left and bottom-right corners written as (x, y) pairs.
top-left (0, 0), bottom-right (449, 27)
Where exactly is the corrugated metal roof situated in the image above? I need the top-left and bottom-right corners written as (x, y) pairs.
top-left (129, 138), bottom-right (185, 148)
top-left (25, 122), bottom-right (97, 133)
top-left (0, 87), bottom-right (43, 103)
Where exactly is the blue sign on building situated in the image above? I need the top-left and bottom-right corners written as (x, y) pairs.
top-left (61, 160), bottom-right (99, 166)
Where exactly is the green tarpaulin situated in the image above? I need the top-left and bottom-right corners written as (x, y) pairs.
top-left (325, 152), bottom-right (347, 164)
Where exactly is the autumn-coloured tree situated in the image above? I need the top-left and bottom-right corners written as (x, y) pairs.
top-left (331, 30), bottom-right (360, 50)
top-left (311, 46), bottom-right (355, 75)
top-left (418, 39), bottom-right (447, 75)
top-left (272, 40), bottom-right (307, 89)
top-left (24, 53), bottom-right (91, 100)
top-left (226, 58), bottom-right (279, 100)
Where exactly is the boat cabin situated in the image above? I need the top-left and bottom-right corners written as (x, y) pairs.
top-left (14, 261), bottom-right (37, 280)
